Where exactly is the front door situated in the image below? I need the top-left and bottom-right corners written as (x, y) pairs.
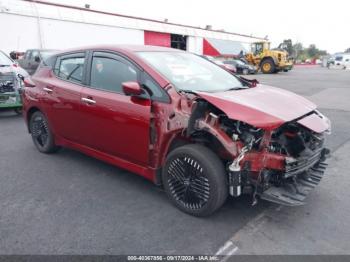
top-left (79, 51), bottom-right (151, 166)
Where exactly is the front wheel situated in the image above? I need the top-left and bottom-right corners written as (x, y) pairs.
top-left (242, 68), bottom-right (249, 75)
top-left (261, 59), bottom-right (275, 74)
top-left (29, 111), bottom-right (60, 153)
top-left (162, 144), bottom-right (228, 217)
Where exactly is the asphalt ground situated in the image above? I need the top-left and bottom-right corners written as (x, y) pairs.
top-left (0, 66), bottom-right (349, 255)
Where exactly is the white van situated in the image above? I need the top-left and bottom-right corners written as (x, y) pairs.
top-left (334, 53), bottom-right (350, 69)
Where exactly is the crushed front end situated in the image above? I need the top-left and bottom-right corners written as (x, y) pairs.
top-left (221, 111), bottom-right (331, 206)
top-left (0, 72), bottom-right (23, 110)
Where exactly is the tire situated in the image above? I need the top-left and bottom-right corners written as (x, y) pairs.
top-left (242, 68), bottom-right (249, 75)
top-left (14, 107), bottom-right (22, 115)
top-left (162, 144), bottom-right (228, 217)
top-left (29, 111), bottom-right (60, 153)
top-left (261, 59), bottom-right (275, 74)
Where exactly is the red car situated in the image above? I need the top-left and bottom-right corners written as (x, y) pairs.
top-left (22, 45), bottom-right (331, 216)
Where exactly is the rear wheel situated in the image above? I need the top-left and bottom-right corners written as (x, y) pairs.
top-left (242, 68), bottom-right (249, 75)
top-left (261, 59), bottom-right (275, 74)
top-left (162, 144), bottom-right (228, 217)
top-left (29, 111), bottom-right (60, 153)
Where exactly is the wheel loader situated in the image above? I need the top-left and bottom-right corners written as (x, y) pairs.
top-left (244, 42), bottom-right (293, 74)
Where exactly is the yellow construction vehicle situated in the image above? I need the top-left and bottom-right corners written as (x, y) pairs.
top-left (245, 42), bottom-right (293, 74)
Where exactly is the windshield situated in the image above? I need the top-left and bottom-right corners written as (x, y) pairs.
top-left (0, 51), bottom-right (13, 66)
top-left (138, 52), bottom-right (244, 92)
top-left (335, 56), bottom-right (343, 61)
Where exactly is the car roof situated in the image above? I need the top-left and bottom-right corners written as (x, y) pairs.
top-left (48, 45), bottom-right (185, 89)
top-left (26, 49), bottom-right (57, 52)
top-left (53, 45), bottom-right (183, 56)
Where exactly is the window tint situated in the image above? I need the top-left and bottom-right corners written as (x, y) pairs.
top-left (142, 73), bottom-right (168, 102)
top-left (56, 57), bottom-right (85, 84)
top-left (90, 56), bottom-right (138, 93)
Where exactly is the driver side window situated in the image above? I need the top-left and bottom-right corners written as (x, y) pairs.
top-left (90, 55), bottom-right (138, 93)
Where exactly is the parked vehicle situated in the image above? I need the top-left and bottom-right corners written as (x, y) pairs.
top-left (23, 45), bottom-right (331, 216)
top-left (0, 50), bottom-right (28, 114)
top-left (223, 59), bottom-right (257, 75)
top-left (18, 49), bottom-right (57, 75)
top-left (200, 55), bottom-right (236, 74)
top-left (214, 59), bottom-right (236, 74)
top-left (334, 53), bottom-right (350, 69)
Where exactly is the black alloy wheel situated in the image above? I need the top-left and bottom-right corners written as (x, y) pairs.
top-left (163, 144), bottom-right (228, 217)
top-left (167, 155), bottom-right (210, 210)
top-left (30, 111), bottom-right (60, 153)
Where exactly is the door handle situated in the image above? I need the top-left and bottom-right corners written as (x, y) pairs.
top-left (43, 87), bottom-right (53, 93)
top-left (81, 97), bottom-right (96, 104)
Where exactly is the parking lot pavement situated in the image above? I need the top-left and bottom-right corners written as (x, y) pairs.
top-left (0, 67), bottom-right (349, 255)
top-left (0, 111), bottom-right (268, 255)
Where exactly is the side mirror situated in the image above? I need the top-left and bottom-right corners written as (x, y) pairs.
top-left (122, 81), bottom-right (143, 96)
top-left (34, 56), bottom-right (40, 63)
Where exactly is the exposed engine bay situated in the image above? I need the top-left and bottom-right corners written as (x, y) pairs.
top-left (0, 70), bottom-right (24, 108)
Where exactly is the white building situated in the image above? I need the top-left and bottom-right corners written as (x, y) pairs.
top-left (0, 0), bottom-right (266, 56)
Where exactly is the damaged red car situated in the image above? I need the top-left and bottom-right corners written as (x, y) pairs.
top-left (22, 45), bottom-right (331, 216)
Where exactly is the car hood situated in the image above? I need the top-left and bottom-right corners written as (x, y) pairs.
top-left (0, 65), bottom-right (28, 77)
top-left (0, 66), bottom-right (14, 75)
top-left (197, 84), bottom-right (317, 130)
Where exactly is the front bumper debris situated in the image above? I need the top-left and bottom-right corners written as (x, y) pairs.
top-left (260, 160), bottom-right (328, 206)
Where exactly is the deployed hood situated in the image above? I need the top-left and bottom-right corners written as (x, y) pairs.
top-left (197, 85), bottom-right (316, 130)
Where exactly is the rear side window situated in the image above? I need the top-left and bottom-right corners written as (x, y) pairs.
top-left (90, 56), bottom-right (138, 93)
top-left (54, 56), bottom-right (85, 84)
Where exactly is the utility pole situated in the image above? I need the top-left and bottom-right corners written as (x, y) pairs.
top-left (33, 0), bottom-right (44, 48)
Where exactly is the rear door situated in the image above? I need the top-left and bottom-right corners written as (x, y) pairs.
top-left (41, 52), bottom-right (87, 142)
top-left (79, 51), bottom-right (152, 165)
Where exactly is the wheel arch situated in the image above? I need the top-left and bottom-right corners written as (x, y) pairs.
top-left (156, 130), bottom-right (230, 186)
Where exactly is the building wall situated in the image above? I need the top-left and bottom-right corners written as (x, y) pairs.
top-left (187, 36), bottom-right (203, 54)
top-left (0, 12), bottom-right (144, 54)
top-left (0, 13), bottom-right (41, 54)
top-left (0, 0), bottom-right (264, 55)
top-left (41, 18), bottom-right (144, 50)
top-left (144, 31), bottom-right (170, 47)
